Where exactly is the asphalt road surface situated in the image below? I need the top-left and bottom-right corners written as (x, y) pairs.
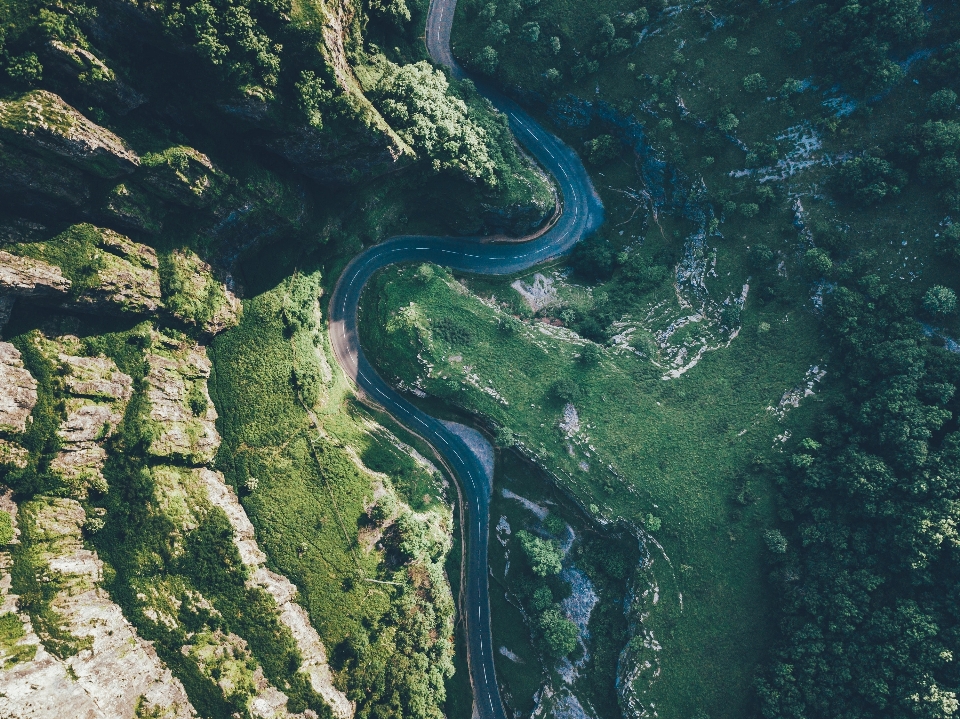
top-left (328, 3), bottom-right (604, 717)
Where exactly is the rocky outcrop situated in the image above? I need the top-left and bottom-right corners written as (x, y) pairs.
top-left (201, 468), bottom-right (356, 719)
top-left (44, 347), bottom-right (132, 495)
top-left (140, 146), bottom-right (222, 207)
top-left (144, 339), bottom-right (220, 465)
top-left (0, 139), bottom-right (91, 210)
top-left (268, 124), bottom-right (408, 186)
top-left (0, 496), bottom-right (197, 719)
top-left (101, 183), bottom-right (163, 234)
top-left (161, 249), bottom-right (241, 334)
top-left (0, 342), bottom-right (37, 435)
top-left (44, 40), bottom-right (147, 114)
top-left (2, 225), bottom-right (162, 315)
top-left (0, 90), bottom-right (139, 178)
top-left (59, 352), bottom-right (134, 402)
top-left (0, 250), bottom-right (71, 298)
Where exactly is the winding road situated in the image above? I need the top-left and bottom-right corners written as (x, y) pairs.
top-left (328, 3), bottom-right (604, 718)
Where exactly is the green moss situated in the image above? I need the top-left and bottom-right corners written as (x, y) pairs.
top-left (9, 499), bottom-right (93, 659)
top-left (0, 611), bottom-right (35, 668)
top-left (158, 249), bottom-right (230, 329)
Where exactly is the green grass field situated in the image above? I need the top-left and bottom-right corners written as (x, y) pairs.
top-left (360, 258), bottom-right (827, 718)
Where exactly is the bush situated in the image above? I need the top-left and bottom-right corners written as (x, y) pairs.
top-left (836, 156), bottom-right (906, 205)
top-left (743, 73), bottom-right (767, 93)
top-left (473, 46), bottom-right (499, 75)
top-left (923, 285), bottom-right (957, 315)
top-left (538, 609), bottom-right (578, 657)
top-left (584, 134), bottom-right (618, 165)
top-left (515, 530), bottom-right (563, 576)
top-left (551, 378), bottom-right (581, 403)
top-left (0, 512), bottom-right (13, 545)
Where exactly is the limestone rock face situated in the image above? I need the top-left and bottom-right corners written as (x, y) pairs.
top-left (59, 353), bottom-right (134, 402)
top-left (0, 497), bottom-right (197, 719)
top-left (2, 226), bottom-right (162, 315)
top-left (74, 227), bottom-right (162, 314)
top-left (0, 342), bottom-right (37, 435)
top-left (140, 146), bottom-right (221, 207)
top-left (162, 249), bottom-right (241, 335)
top-left (268, 125), bottom-right (407, 186)
top-left (44, 40), bottom-right (147, 114)
top-left (0, 139), bottom-right (91, 210)
top-left (201, 469), bottom-right (356, 719)
top-left (0, 250), bottom-right (71, 298)
top-left (145, 342), bottom-right (220, 465)
top-left (51, 352), bottom-right (132, 494)
top-left (0, 90), bottom-right (139, 178)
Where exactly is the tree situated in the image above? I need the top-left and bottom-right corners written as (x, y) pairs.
top-left (515, 530), bottom-right (563, 576)
top-left (579, 343), bottom-right (602, 365)
top-left (296, 71), bottom-right (332, 129)
top-left (494, 425), bottom-right (516, 447)
top-left (551, 378), bottom-right (581, 403)
top-left (738, 203), bottom-right (760, 218)
top-left (804, 248), bottom-right (833, 276)
top-left (836, 155), bottom-right (906, 204)
top-left (486, 19), bottom-right (510, 44)
top-left (539, 609), bottom-right (578, 657)
top-left (762, 528), bottom-right (788, 554)
top-left (548, 36), bottom-right (561, 54)
top-left (718, 112), bottom-right (739, 132)
top-left (743, 73), bottom-right (767, 93)
top-left (0, 512), bottom-right (12, 545)
top-left (372, 60), bottom-right (497, 183)
top-left (473, 46), bottom-right (499, 75)
top-left (928, 89), bottom-right (958, 117)
top-left (584, 134), bottom-right (618, 165)
top-left (923, 285), bottom-right (957, 315)
top-left (531, 585), bottom-right (553, 611)
top-left (521, 21), bottom-right (540, 43)
top-left (597, 14), bottom-right (615, 41)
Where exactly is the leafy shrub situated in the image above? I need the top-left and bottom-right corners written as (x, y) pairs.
top-left (835, 155), bottom-right (906, 204)
top-left (432, 316), bottom-right (474, 345)
top-left (515, 530), bottom-right (563, 576)
top-left (923, 285), bottom-right (957, 315)
top-left (584, 134), bottom-right (618, 165)
top-left (538, 608), bottom-right (578, 657)
top-left (551, 378), bottom-right (581, 403)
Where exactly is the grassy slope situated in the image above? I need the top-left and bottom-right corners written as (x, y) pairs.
top-left (360, 261), bottom-right (825, 718)
top-left (208, 265), bottom-right (464, 719)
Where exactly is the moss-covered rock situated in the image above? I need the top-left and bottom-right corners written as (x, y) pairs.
top-left (140, 146), bottom-right (223, 208)
top-left (102, 183), bottom-right (163, 235)
top-left (159, 249), bottom-right (240, 335)
top-left (9, 224), bottom-right (161, 314)
top-left (0, 342), bottom-right (38, 436)
top-left (143, 337), bottom-right (219, 466)
top-left (43, 40), bottom-right (146, 114)
top-left (0, 140), bottom-right (91, 210)
top-left (0, 90), bottom-right (139, 178)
